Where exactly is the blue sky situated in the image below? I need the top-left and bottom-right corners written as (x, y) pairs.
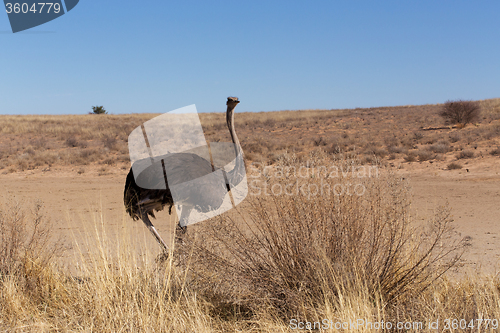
top-left (1, 1), bottom-right (499, 115)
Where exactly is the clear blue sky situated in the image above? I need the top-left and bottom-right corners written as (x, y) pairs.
top-left (1, 1), bottom-right (499, 115)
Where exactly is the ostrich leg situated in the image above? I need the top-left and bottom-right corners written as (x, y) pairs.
top-left (141, 213), bottom-right (169, 252)
top-left (174, 205), bottom-right (192, 243)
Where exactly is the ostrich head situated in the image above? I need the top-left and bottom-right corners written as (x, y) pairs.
top-left (226, 96), bottom-right (240, 107)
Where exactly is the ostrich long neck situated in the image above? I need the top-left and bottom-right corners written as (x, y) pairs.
top-left (226, 104), bottom-right (244, 186)
top-left (226, 104), bottom-right (242, 158)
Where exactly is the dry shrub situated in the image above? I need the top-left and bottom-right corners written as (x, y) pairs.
top-left (263, 118), bottom-right (276, 127)
top-left (244, 142), bottom-right (263, 154)
top-left (23, 146), bottom-right (35, 156)
top-left (30, 137), bottom-right (46, 149)
top-left (79, 148), bottom-right (102, 162)
top-left (439, 100), bottom-right (481, 126)
top-left (101, 157), bottom-right (115, 165)
top-left (404, 151), bottom-right (417, 162)
top-left (102, 135), bottom-right (118, 150)
top-left (456, 150), bottom-right (475, 159)
top-left (447, 162), bottom-right (463, 170)
top-left (0, 201), bottom-right (64, 292)
top-left (482, 124), bottom-right (500, 140)
top-left (417, 150), bottom-right (435, 162)
top-left (371, 147), bottom-right (388, 158)
top-left (65, 136), bottom-right (79, 147)
top-left (180, 153), bottom-right (464, 319)
top-left (313, 136), bottom-right (328, 146)
top-left (429, 141), bottom-right (450, 154)
top-left (413, 132), bottom-right (424, 142)
top-left (449, 132), bottom-right (461, 143)
top-left (490, 147), bottom-right (500, 156)
top-left (387, 145), bottom-right (405, 154)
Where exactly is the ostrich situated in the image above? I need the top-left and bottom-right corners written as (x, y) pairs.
top-left (123, 97), bottom-right (243, 252)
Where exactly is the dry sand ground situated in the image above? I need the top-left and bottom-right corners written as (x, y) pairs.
top-left (1, 155), bottom-right (499, 276)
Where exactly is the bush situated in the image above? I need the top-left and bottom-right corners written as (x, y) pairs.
top-left (65, 136), bottom-right (79, 147)
top-left (418, 150), bottom-right (435, 162)
top-left (91, 106), bottom-right (107, 115)
top-left (490, 147), bottom-right (500, 156)
top-left (428, 142), bottom-right (450, 154)
top-left (456, 150), bottom-right (474, 159)
top-left (0, 201), bottom-right (64, 285)
top-left (180, 152), bottom-right (464, 318)
top-left (313, 136), bottom-right (327, 146)
top-left (449, 132), bottom-right (461, 143)
top-left (439, 100), bottom-right (481, 126)
top-left (404, 152), bottom-right (417, 162)
top-left (102, 135), bottom-right (118, 150)
top-left (447, 162), bottom-right (463, 170)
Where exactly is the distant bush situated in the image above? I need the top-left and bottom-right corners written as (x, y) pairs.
top-left (102, 135), bottom-right (118, 150)
top-left (490, 147), bottom-right (500, 156)
top-left (65, 136), bottom-right (79, 147)
top-left (418, 150), bottom-right (435, 162)
top-left (428, 142), bottom-right (450, 154)
top-left (313, 136), bottom-right (327, 146)
top-left (449, 132), bottom-right (461, 143)
top-left (91, 106), bottom-right (107, 115)
top-left (439, 100), bottom-right (481, 126)
top-left (456, 150), bottom-right (474, 159)
top-left (447, 162), bottom-right (463, 170)
top-left (387, 145), bottom-right (404, 154)
top-left (404, 152), bottom-right (417, 162)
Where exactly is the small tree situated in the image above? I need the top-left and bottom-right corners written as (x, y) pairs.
top-left (439, 99), bottom-right (480, 126)
top-left (91, 106), bottom-right (107, 114)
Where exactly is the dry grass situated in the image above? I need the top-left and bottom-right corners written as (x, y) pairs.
top-left (1, 98), bottom-right (500, 173)
top-left (1, 153), bottom-right (500, 331)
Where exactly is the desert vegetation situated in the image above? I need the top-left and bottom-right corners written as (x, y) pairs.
top-left (0, 98), bottom-right (499, 174)
top-left (439, 100), bottom-right (482, 126)
top-left (1, 151), bottom-right (500, 332)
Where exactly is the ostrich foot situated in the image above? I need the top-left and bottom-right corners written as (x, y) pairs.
top-left (155, 251), bottom-right (169, 264)
top-left (175, 224), bottom-right (187, 244)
